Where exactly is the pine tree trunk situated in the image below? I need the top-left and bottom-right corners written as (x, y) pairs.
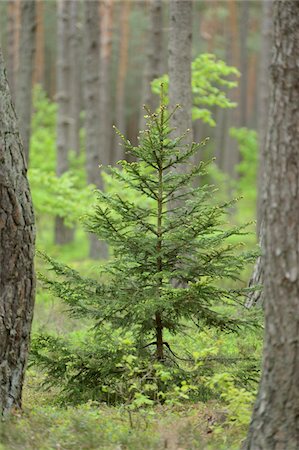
top-left (168, 0), bottom-right (193, 154)
top-left (113, 0), bottom-right (130, 165)
top-left (244, 2), bottom-right (299, 448)
top-left (239, 0), bottom-right (249, 127)
top-left (6, 0), bottom-right (21, 102)
top-left (33, 0), bottom-right (44, 87)
top-left (0, 48), bottom-right (36, 415)
top-left (83, 0), bottom-right (108, 259)
top-left (99, 0), bottom-right (114, 165)
top-left (246, 0), bottom-right (273, 309)
top-left (15, 0), bottom-right (36, 163)
top-left (55, 0), bottom-right (74, 245)
top-left (68, 0), bottom-right (81, 156)
top-left (139, 0), bottom-right (163, 131)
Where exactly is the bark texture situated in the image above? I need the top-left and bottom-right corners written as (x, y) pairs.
top-left (15, 0), bottom-right (36, 163)
top-left (84, 0), bottom-right (108, 259)
top-left (0, 49), bottom-right (36, 415)
top-left (139, 0), bottom-right (163, 131)
top-left (244, 2), bottom-right (299, 448)
top-left (168, 0), bottom-right (193, 154)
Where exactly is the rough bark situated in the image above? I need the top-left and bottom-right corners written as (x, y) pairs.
top-left (139, 0), bottom-right (163, 131)
top-left (84, 0), bottom-right (108, 259)
top-left (0, 48), bottom-right (36, 415)
top-left (168, 0), bottom-right (193, 156)
top-left (55, 0), bottom-right (74, 245)
top-left (244, 2), bottom-right (299, 448)
top-left (113, 0), bottom-right (130, 165)
top-left (15, 0), bottom-right (36, 163)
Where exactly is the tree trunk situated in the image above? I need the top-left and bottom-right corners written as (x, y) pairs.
top-left (6, 0), bottom-right (21, 102)
top-left (68, 0), bottom-right (81, 156)
top-left (15, 0), bottom-right (36, 163)
top-left (99, 0), bottom-right (114, 165)
top-left (83, 0), bottom-right (108, 259)
top-left (244, 2), bottom-right (299, 448)
top-left (55, 0), bottom-right (74, 245)
top-left (113, 0), bottom-right (130, 165)
top-left (246, 0), bottom-right (273, 309)
top-left (33, 0), bottom-right (44, 87)
top-left (139, 0), bottom-right (163, 131)
top-left (0, 48), bottom-right (36, 415)
top-left (239, 0), bottom-right (249, 127)
top-left (168, 0), bottom-right (193, 154)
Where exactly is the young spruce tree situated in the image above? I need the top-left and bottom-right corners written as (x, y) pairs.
top-left (33, 98), bottom-right (256, 402)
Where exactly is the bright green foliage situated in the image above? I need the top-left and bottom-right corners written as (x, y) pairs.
top-left (29, 87), bottom-right (94, 227)
top-left (152, 54), bottom-right (239, 126)
top-left (32, 100), bottom-right (257, 404)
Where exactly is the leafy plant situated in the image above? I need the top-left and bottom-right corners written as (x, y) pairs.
top-left (152, 53), bottom-right (239, 127)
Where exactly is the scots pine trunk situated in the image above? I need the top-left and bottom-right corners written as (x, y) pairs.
top-left (33, 0), bottom-right (44, 87)
top-left (244, 2), bottom-right (299, 448)
top-left (83, 0), bottom-right (108, 259)
top-left (16, 0), bottom-right (36, 163)
top-left (246, 0), bottom-right (273, 309)
top-left (113, 0), bottom-right (130, 164)
top-left (68, 0), bottom-right (81, 156)
top-left (6, 0), bottom-right (20, 102)
top-left (0, 49), bottom-right (36, 415)
top-left (139, 0), bottom-right (163, 131)
top-left (168, 0), bottom-right (193, 153)
top-left (99, 0), bottom-right (114, 165)
top-left (55, 0), bottom-right (73, 245)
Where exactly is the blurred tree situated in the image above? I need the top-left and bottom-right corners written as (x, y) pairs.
top-left (246, 0), bottom-right (273, 309)
top-left (244, 2), bottom-right (299, 448)
top-left (99, 0), bottom-right (114, 164)
top-left (55, 0), bottom-right (74, 245)
top-left (68, 0), bottom-right (81, 156)
top-left (0, 48), bottom-right (36, 415)
top-left (83, 0), bottom-right (108, 259)
top-left (139, 0), bottom-right (163, 131)
top-left (6, 0), bottom-right (20, 101)
top-left (168, 0), bottom-right (193, 155)
top-left (239, 0), bottom-right (249, 127)
top-left (113, 0), bottom-right (131, 164)
top-left (16, 0), bottom-right (36, 163)
top-left (33, 0), bottom-right (45, 87)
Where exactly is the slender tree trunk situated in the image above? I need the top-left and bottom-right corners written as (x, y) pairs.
top-left (168, 0), bottom-right (193, 154)
top-left (15, 0), bottom-right (36, 163)
top-left (33, 0), bottom-right (44, 87)
top-left (55, 0), bottom-right (73, 245)
top-left (139, 0), bottom-right (163, 131)
top-left (113, 0), bottom-right (130, 164)
top-left (99, 0), bottom-right (114, 164)
top-left (0, 48), bottom-right (36, 415)
top-left (239, 0), bottom-right (249, 127)
top-left (244, 2), bottom-right (299, 448)
top-left (246, 0), bottom-right (273, 309)
top-left (68, 0), bottom-right (81, 156)
top-left (6, 0), bottom-right (20, 102)
top-left (83, 0), bottom-right (108, 259)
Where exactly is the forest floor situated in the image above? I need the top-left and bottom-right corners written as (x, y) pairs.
top-left (0, 370), bottom-right (247, 450)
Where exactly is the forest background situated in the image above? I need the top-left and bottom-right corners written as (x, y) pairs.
top-left (0, 1), bottom-right (270, 449)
